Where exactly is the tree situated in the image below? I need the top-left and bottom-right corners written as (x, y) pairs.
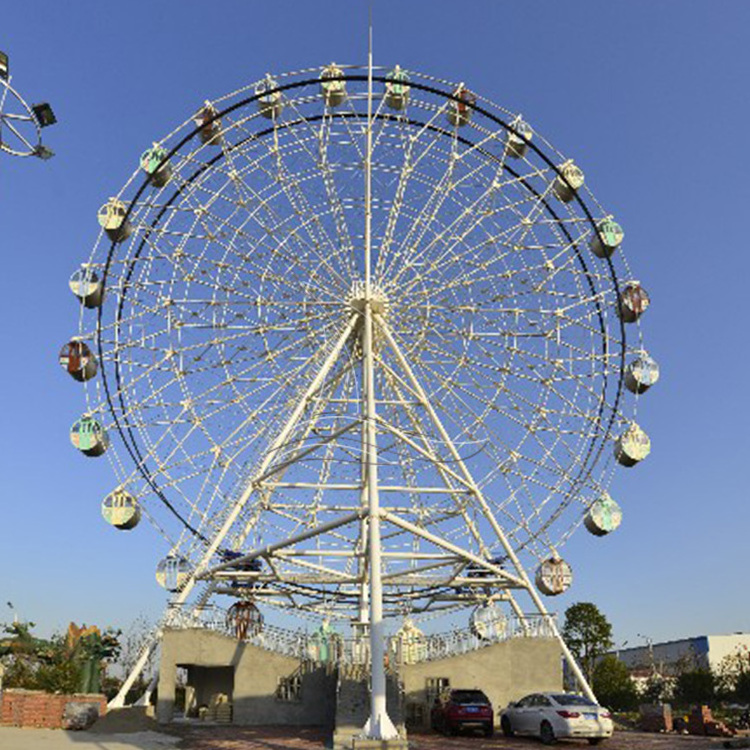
top-left (562, 602), bottom-right (614, 682)
top-left (0, 620), bottom-right (120, 695)
top-left (717, 646), bottom-right (750, 702)
top-left (641, 673), bottom-right (669, 704)
top-left (673, 668), bottom-right (715, 707)
top-left (593, 655), bottom-right (639, 711)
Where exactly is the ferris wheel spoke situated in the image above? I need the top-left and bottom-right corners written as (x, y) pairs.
top-left (373, 111), bottom-right (454, 282)
top-left (391, 176), bottom-right (558, 304)
top-left (253, 112), bottom-right (357, 285)
top-left (173, 133), bottom-right (353, 295)
top-left (284, 100), bottom-right (361, 269)
top-left (381, 137), bottom-right (541, 289)
top-left (382, 142), bottom-right (461, 285)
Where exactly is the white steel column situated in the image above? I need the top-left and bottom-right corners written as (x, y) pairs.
top-left (361, 302), bottom-right (397, 739)
top-left (361, 8), bottom-right (398, 739)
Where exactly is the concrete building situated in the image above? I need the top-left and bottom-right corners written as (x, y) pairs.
top-left (157, 621), bottom-right (562, 738)
top-left (615, 633), bottom-right (750, 676)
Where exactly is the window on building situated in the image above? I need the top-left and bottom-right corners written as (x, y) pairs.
top-left (276, 673), bottom-right (302, 702)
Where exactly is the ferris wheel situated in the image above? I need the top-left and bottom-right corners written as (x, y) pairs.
top-left (0, 49), bottom-right (56, 159)
top-left (63, 61), bottom-right (656, 736)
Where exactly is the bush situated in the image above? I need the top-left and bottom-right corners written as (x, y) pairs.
top-left (673, 669), bottom-right (715, 707)
top-left (593, 656), bottom-right (639, 711)
top-left (735, 672), bottom-right (750, 704)
top-left (34, 660), bottom-right (81, 694)
top-left (641, 674), bottom-right (670, 704)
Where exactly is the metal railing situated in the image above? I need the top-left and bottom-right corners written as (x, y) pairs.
top-left (164, 605), bottom-right (557, 669)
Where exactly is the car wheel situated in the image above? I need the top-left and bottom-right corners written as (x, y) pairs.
top-left (588, 739), bottom-right (604, 745)
top-left (501, 716), bottom-right (514, 737)
top-left (540, 720), bottom-right (556, 745)
top-left (448, 722), bottom-right (459, 736)
top-left (484, 724), bottom-right (494, 737)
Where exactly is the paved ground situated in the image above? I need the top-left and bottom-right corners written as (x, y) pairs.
top-left (407, 730), bottom-right (724, 750)
top-left (0, 727), bottom-right (180, 749)
top-left (171, 726), bottom-right (727, 749)
top-left (0, 726), bottom-right (731, 750)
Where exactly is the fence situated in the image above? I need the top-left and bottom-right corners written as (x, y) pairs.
top-left (165, 605), bottom-right (557, 669)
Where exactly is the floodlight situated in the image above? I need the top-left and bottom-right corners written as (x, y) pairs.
top-left (32, 102), bottom-right (56, 128)
top-left (34, 144), bottom-right (55, 160)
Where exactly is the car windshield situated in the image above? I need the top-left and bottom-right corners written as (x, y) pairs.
top-left (452, 690), bottom-right (489, 704)
top-left (551, 694), bottom-right (597, 707)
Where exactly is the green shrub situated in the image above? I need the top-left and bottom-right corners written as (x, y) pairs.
top-left (593, 656), bottom-right (639, 711)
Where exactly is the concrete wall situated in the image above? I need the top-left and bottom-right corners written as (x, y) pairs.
top-left (400, 637), bottom-right (562, 730)
top-left (159, 629), bottom-right (561, 730)
top-left (158, 628), bottom-right (336, 726)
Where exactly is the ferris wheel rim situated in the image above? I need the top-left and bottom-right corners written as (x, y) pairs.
top-left (81, 67), bottom-right (638, 582)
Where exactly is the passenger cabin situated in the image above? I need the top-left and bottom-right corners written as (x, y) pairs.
top-left (141, 144), bottom-right (172, 187)
top-left (255, 75), bottom-right (283, 119)
top-left (32, 103), bottom-right (57, 128)
top-left (618, 282), bottom-right (650, 323)
top-left (69, 267), bottom-right (103, 308)
top-left (625, 352), bottom-right (659, 394)
top-left (614, 423), bottom-right (651, 467)
top-left (590, 217), bottom-right (624, 258)
top-left (59, 340), bottom-right (97, 382)
top-left (385, 65), bottom-right (410, 110)
top-left (469, 603), bottom-right (507, 641)
top-left (194, 102), bottom-right (222, 145)
top-left (447, 85), bottom-right (476, 127)
top-left (156, 555), bottom-right (191, 592)
top-left (70, 416), bottom-right (109, 457)
top-left (553, 161), bottom-right (585, 203)
top-left (320, 63), bottom-right (346, 107)
top-left (97, 198), bottom-right (132, 243)
top-left (226, 601), bottom-right (263, 640)
top-left (535, 557), bottom-right (572, 596)
top-left (505, 118), bottom-right (532, 159)
top-left (584, 494), bottom-right (622, 536)
top-left (102, 489), bottom-right (141, 530)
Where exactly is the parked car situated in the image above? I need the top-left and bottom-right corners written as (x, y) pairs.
top-left (431, 688), bottom-right (494, 736)
top-left (500, 692), bottom-right (613, 745)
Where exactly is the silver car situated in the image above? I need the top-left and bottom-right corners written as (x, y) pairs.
top-left (500, 692), bottom-right (613, 745)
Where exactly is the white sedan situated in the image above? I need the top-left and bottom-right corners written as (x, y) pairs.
top-left (500, 692), bottom-right (613, 745)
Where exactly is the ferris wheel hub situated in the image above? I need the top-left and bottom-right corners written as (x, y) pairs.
top-left (346, 280), bottom-right (390, 316)
top-left (346, 281), bottom-right (390, 355)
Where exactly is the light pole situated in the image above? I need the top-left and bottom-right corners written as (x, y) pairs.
top-left (637, 633), bottom-right (656, 674)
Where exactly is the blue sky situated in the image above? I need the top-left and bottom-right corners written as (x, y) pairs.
top-left (1, 0), bottom-right (748, 651)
